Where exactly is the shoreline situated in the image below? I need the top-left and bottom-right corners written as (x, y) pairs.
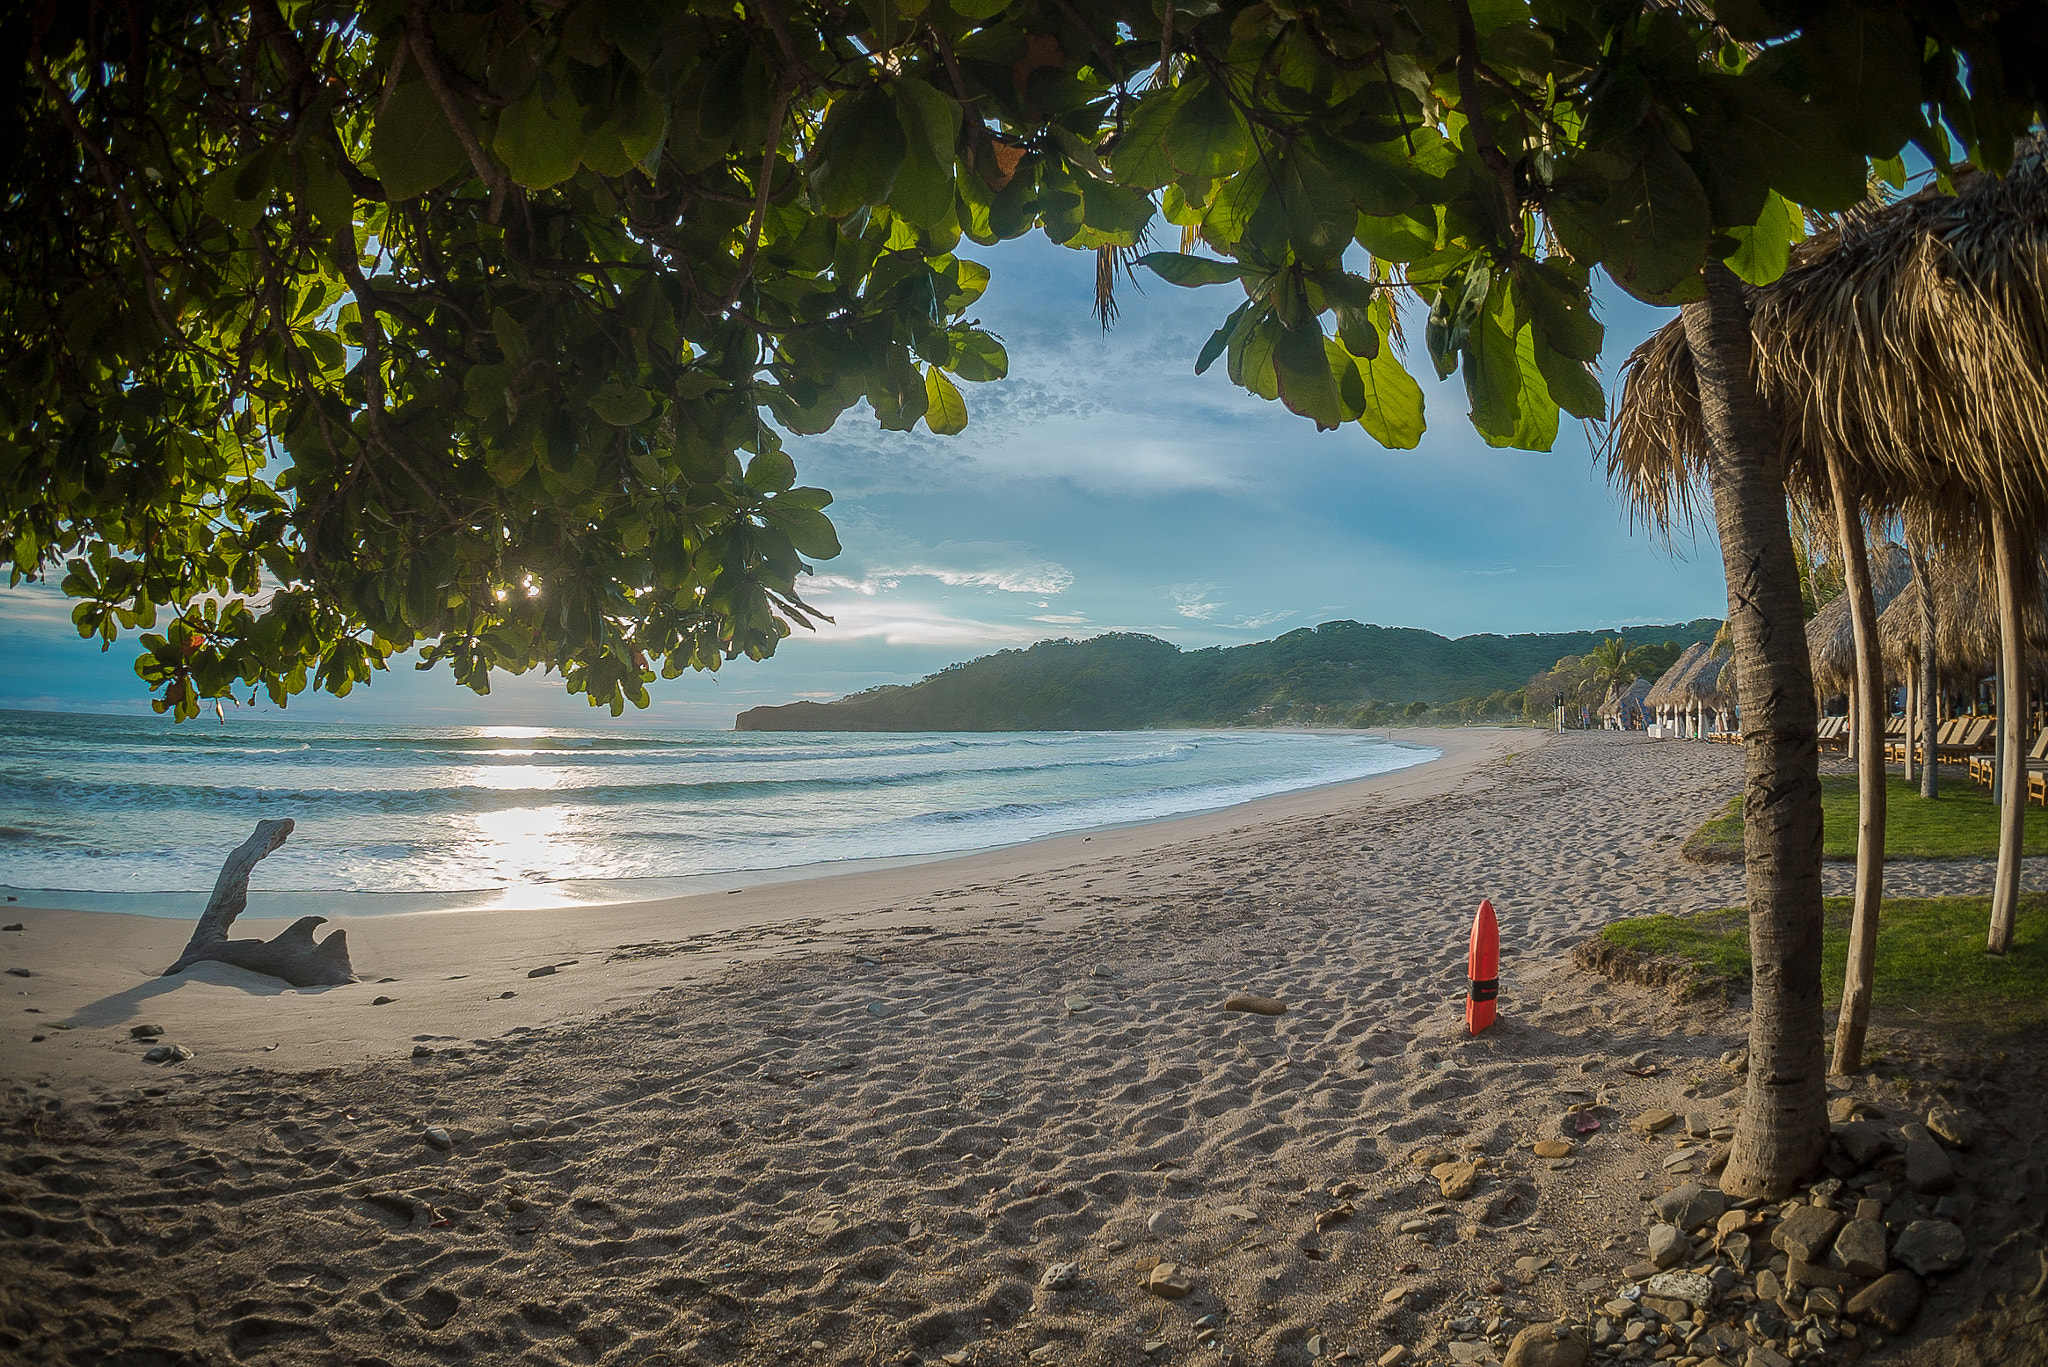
top-left (1, 726), bottom-right (1530, 1087)
top-left (0, 725), bottom-right (1465, 921)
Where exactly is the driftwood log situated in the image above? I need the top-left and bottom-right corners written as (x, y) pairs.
top-left (162, 819), bottom-right (356, 987)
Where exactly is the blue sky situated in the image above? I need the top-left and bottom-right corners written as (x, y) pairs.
top-left (0, 236), bottom-right (1728, 729)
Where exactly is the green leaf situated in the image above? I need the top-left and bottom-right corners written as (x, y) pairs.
top-left (1600, 137), bottom-right (1712, 301)
top-left (372, 80), bottom-right (470, 200)
top-left (1511, 257), bottom-right (1603, 363)
top-left (767, 504), bottom-right (841, 559)
top-left (1355, 208), bottom-right (1439, 263)
top-left (1461, 293), bottom-right (1521, 443)
top-left (924, 367), bottom-right (968, 435)
top-left (1077, 180), bottom-right (1153, 245)
top-left (1503, 324), bottom-right (1562, 452)
top-left (810, 88), bottom-right (907, 217)
top-left (890, 78), bottom-right (961, 228)
top-left (948, 330), bottom-right (1009, 382)
top-left (494, 80), bottom-right (589, 190)
top-left (492, 306), bottom-right (529, 364)
top-left (1109, 82), bottom-right (1193, 190)
top-left (299, 148), bottom-right (354, 245)
top-left (1165, 76), bottom-right (1256, 181)
top-left (1531, 330), bottom-right (1605, 422)
top-left (1356, 300), bottom-right (1425, 450)
top-left (1723, 189), bottom-right (1801, 286)
top-left (1425, 261), bottom-right (1492, 380)
top-left (746, 449), bottom-right (797, 492)
top-left (1233, 316), bottom-right (1282, 400)
top-left (1273, 322), bottom-right (1341, 429)
top-left (485, 438), bottom-right (535, 487)
top-left (1139, 252), bottom-right (1255, 287)
top-left (589, 383), bottom-right (653, 426)
top-left (1799, 6), bottom-right (1923, 157)
top-left (1196, 299), bottom-right (1255, 375)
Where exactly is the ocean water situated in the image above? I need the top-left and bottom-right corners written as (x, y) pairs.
top-left (0, 710), bottom-right (1435, 917)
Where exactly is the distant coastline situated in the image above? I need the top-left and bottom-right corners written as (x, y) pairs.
top-left (735, 617), bottom-right (1722, 732)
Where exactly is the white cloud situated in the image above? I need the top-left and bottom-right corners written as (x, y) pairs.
top-left (811, 559), bottom-right (1073, 597)
top-left (1030, 613), bottom-right (1089, 625)
top-left (0, 581), bottom-right (78, 626)
top-left (803, 590), bottom-right (1049, 648)
top-left (1231, 610), bottom-right (1297, 629)
top-left (1170, 583), bottom-right (1223, 620)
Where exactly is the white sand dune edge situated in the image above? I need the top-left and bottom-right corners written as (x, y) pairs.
top-left (1, 727), bottom-right (1511, 1086)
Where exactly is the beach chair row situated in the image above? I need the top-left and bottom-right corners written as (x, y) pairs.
top-left (1878, 717), bottom-right (1994, 767)
top-left (1969, 727), bottom-right (2048, 799)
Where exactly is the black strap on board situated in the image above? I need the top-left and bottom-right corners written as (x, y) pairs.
top-left (1468, 977), bottom-right (1499, 1003)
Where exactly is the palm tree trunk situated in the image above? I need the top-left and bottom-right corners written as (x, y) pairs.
top-left (1826, 450), bottom-right (1885, 1074)
top-left (1911, 537), bottom-right (1938, 799)
top-left (1904, 671), bottom-right (1917, 782)
top-left (1989, 507), bottom-right (2026, 955)
top-left (1682, 260), bottom-right (1830, 1198)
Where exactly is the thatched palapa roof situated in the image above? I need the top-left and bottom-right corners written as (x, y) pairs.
top-left (1680, 650), bottom-right (1737, 709)
top-left (1644, 641), bottom-right (1709, 710)
top-left (1608, 140), bottom-right (2048, 545)
top-left (1804, 541), bottom-right (1915, 693)
top-left (1877, 541), bottom-right (2048, 680)
top-left (1598, 676), bottom-right (1652, 721)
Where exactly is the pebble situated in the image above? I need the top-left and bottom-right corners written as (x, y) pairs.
top-left (1378, 1350), bottom-right (1412, 1367)
top-left (1925, 1102), bottom-right (1974, 1149)
top-left (1144, 1341), bottom-right (1168, 1355)
top-left (1892, 1219), bottom-right (1967, 1275)
top-left (1501, 1323), bottom-right (1588, 1367)
top-left (1220, 1203), bottom-right (1259, 1221)
top-left (142, 1044), bottom-right (193, 1064)
top-left (1653, 1184), bottom-right (1728, 1233)
top-left (1771, 1205), bottom-right (1843, 1262)
top-left (498, 991), bottom-right (516, 999)
top-left (526, 965), bottom-right (556, 978)
top-left (1381, 1285), bottom-right (1410, 1305)
top-left (1399, 1219), bottom-right (1431, 1235)
top-left (0, 923), bottom-right (20, 932)
top-left (1632, 1110), bottom-right (1678, 1135)
top-left (1028, 1344), bottom-right (1059, 1362)
top-left (1090, 963), bottom-right (1115, 978)
top-left (1062, 996), bottom-right (1091, 1012)
top-left (1846, 1270), bottom-right (1923, 1332)
top-left (1146, 1210), bottom-right (1175, 1235)
top-left (1647, 1224), bottom-right (1685, 1269)
top-left (1830, 1217), bottom-right (1887, 1277)
top-left (1038, 1261), bottom-right (1080, 1291)
top-left (129, 1023), bottom-right (165, 1040)
top-left (1434, 1161), bottom-right (1483, 1200)
top-left (1900, 1122), bottom-right (1958, 1194)
top-left (509, 1120), bottom-right (545, 1138)
top-left (1531, 1140), bottom-right (1573, 1159)
top-left (1144, 1262), bottom-right (1193, 1299)
top-left (1223, 995), bottom-right (1287, 1015)
top-left (1307, 1333), bottom-right (1327, 1358)
top-left (371, 996), bottom-right (395, 1006)
top-left (1643, 1271), bottom-right (1713, 1309)
top-left (422, 1126), bottom-right (454, 1150)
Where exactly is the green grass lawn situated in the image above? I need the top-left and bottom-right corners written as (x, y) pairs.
top-left (1599, 893), bottom-right (2048, 1035)
top-left (1683, 773), bottom-right (2048, 862)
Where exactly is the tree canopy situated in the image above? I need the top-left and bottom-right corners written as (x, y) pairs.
top-left (5, 0), bottom-right (2040, 717)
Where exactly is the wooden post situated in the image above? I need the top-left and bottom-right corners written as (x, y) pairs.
top-left (1825, 453), bottom-right (1887, 1074)
top-left (1990, 508), bottom-right (2027, 955)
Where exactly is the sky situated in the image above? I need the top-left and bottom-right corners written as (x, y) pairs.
top-left (0, 236), bottom-right (1730, 729)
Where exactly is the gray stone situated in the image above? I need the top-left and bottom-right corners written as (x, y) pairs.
top-left (527, 964), bottom-right (556, 978)
top-left (1901, 1123), bottom-right (1957, 1194)
top-left (1846, 1270), bottom-right (1923, 1333)
top-left (1145, 1210), bottom-right (1175, 1236)
top-left (1882, 1194), bottom-right (1928, 1227)
top-left (1747, 1345), bottom-right (1793, 1367)
top-left (1648, 1223), bottom-right (1686, 1269)
top-left (1892, 1219), bottom-right (1967, 1275)
top-left (423, 1126), bottom-right (454, 1150)
top-left (1784, 1257), bottom-right (1856, 1294)
top-left (1643, 1271), bottom-right (1714, 1309)
top-left (1038, 1261), bottom-right (1080, 1291)
top-left (1829, 1218), bottom-right (1887, 1278)
top-left (141, 1044), bottom-right (194, 1063)
top-left (1925, 1102), bottom-right (1973, 1150)
top-left (1755, 1269), bottom-right (1784, 1305)
top-left (1772, 1205), bottom-right (1844, 1262)
top-left (1652, 1183), bottom-right (1728, 1233)
top-left (1833, 1121), bottom-right (1892, 1166)
top-left (129, 1023), bottom-right (165, 1040)
top-left (1501, 1323), bottom-right (1588, 1367)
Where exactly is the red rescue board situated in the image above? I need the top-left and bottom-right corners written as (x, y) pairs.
top-left (1466, 898), bottom-right (1499, 1035)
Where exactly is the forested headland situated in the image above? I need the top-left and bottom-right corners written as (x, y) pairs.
top-left (735, 619), bottom-right (1722, 732)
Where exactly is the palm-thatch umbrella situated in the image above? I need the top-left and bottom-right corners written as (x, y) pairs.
top-left (1645, 641), bottom-right (1710, 734)
top-left (1599, 676), bottom-right (1652, 730)
top-left (1679, 650), bottom-right (1738, 734)
top-left (1608, 138), bottom-right (2048, 1073)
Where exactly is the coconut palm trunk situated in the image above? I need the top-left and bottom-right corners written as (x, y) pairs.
top-left (1915, 540), bottom-right (1939, 800)
top-left (1989, 507), bottom-right (2027, 954)
top-left (1682, 261), bottom-right (1830, 1196)
top-left (1826, 450), bottom-right (1886, 1073)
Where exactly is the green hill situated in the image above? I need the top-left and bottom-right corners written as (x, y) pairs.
top-left (734, 618), bottom-right (1723, 732)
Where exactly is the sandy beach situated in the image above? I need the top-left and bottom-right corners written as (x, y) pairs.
top-left (3, 729), bottom-right (2039, 1367)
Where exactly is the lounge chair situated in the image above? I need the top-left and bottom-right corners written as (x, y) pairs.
top-left (1817, 716), bottom-right (1849, 751)
top-left (1885, 717), bottom-right (1936, 765)
top-left (1935, 717), bottom-right (1995, 766)
top-left (1972, 726), bottom-right (2048, 789)
top-left (1900, 717), bottom-right (1965, 766)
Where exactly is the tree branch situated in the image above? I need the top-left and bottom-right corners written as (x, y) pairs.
top-left (1450, 0), bottom-right (1524, 254)
top-left (405, 4), bottom-right (510, 220)
top-left (719, 78), bottom-right (796, 314)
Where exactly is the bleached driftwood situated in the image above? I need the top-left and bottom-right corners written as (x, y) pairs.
top-left (162, 819), bottom-right (356, 987)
